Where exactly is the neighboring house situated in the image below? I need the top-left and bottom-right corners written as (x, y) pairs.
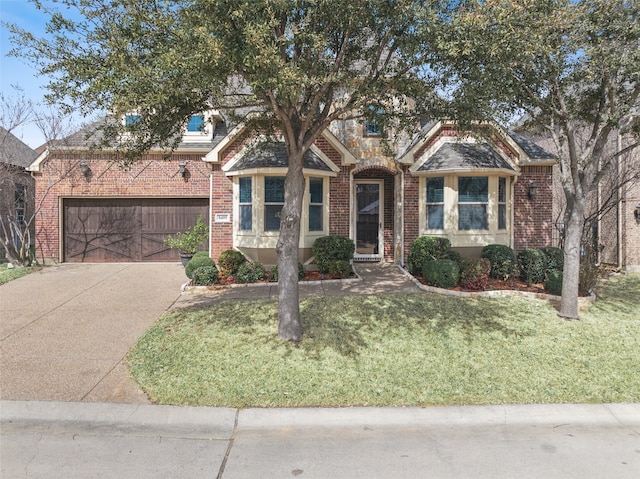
top-left (0, 127), bottom-right (37, 261)
top-left (28, 113), bottom-right (557, 265)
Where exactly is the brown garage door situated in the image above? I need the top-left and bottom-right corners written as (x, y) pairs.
top-left (63, 198), bottom-right (209, 262)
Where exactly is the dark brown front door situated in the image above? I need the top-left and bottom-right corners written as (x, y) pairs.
top-left (63, 198), bottom-right (209, 262)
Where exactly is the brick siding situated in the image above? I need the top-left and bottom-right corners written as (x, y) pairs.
top-left (34, 152), bottom-right (210, 262)
top-left (513, 165), bottom-right (554, 251)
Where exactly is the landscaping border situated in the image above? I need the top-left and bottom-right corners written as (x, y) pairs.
top-left (181, 272), bottom-right (362, 293)
top-left (399, 266), bottom-right (596, 310)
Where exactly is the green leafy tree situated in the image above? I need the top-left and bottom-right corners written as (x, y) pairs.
top-left (10, 0), bottom-right (446, 340)
top-left (436, 0), bottom-right (639, 319)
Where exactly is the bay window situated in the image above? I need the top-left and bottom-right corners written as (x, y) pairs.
top-left (264, 176), bottom-right (285, 231)
top-left (309, 177), bottom-right (323, 231)
top-left (239, 177), bottom-right (253, 231)
top-left (458, 176), bottom-right (488, 230)
top-left (426, 177), bottom-right (444, 230)
top-left (498, 177), bottom-right (507, 230)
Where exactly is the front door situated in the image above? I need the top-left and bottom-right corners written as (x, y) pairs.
top-left (354, 180), bottom-right (383, 260)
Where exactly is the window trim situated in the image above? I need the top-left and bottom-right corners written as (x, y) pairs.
top-left (418, 173), bottom-right (511, 247)
top-left (458, 176), bottom-right (489, 231)
top-left (238, 177), bottom-right (253, 232)
top-left (183, 111), bottom-right (220, 142)
top-left (308, 176), bottom-right (324, 232)
top-left (263, 176), bottom-right (285, 232)
top-left (233, 173), bottom-right (331, 247)
top-left (425, 176), bottom-right (445, 231)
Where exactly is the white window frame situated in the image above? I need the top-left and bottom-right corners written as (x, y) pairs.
top-left (418, 174), bottom-right (511, 248)
top-left (232, 173), bottom-right (331, 250)
top-left (183, 110), bottom-right (222, 142)
top-left (458, 176), bottom-right (489, 231)
top-left (425, 176), bottom-right (445, 231)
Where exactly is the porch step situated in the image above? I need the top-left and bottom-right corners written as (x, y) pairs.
top-left (353, 256), bottom-right (383, 262)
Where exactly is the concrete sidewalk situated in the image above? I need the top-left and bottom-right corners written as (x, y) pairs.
top-left (173, 261), bottom-right (421, 310)
top-left (2, 400), bottom-right (639, 478)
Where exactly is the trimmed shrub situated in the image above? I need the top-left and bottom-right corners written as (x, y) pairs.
top-left (328, 259), bottom-right (352, 279)
top-left (517, 248), bottom-right (546, 284)
top-left (185, 255), bottom-right (216, 279)
top-left (407, 236), bottom-right (452, 275)
top-left (545, 270), bottom-right (563, 295)
top-left (442, 249), bottom-right (463, 268)
top-left (481, 244), bottom-right (516, 280)
top-left (192, 265), bottom-right (219, 286)
top-left (270, 263), bottom-right (305, 282)
top-left (459, 257), bottom-right (491, 291)
top-left (312, 236), bottom-right (355, 273)
top-left (236, 261), bottom-right (266, 283)
top-left (218, 249), bottom-right (247, 276)
top-left (192, 251), bottom-right (210, 260)
top-left (540, 246), bottom-right (564, 273)
top-left (423, 259), bottom-right (459, 289)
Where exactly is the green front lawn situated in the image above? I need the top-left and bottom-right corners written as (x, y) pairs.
top-left (0, 263), bottom-right (35, 285)
top-left (129, 274), bottom-right (640, 407)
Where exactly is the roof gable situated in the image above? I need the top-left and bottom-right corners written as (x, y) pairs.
top-left (0, 127), bottom-right (39, 168)
top-left (415, 142), bottom-right (516, 173)
top-left (225, 142), bottom-right (335, 172)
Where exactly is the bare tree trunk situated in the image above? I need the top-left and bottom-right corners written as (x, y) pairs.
top-left (276, 151), bottom-right (305, 341)
top-left (559, 194), bottom-right (584, 319)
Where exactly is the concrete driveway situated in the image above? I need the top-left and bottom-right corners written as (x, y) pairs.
top-left (0, 263), bottom-right (187, 403)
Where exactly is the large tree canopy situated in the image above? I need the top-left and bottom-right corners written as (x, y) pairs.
top-left (11, 0), bottom-right (448, 339)
top-left (435, 0), bottom-right (640, 319)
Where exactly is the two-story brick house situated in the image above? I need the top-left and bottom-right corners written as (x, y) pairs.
top-left (28, 113), bottom-right (557, 265)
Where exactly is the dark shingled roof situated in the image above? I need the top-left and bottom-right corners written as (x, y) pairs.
top-left (0, 126), bottom-right (39, 168)
top-left (227, 142), bottom-right (332, 171)
top-left (507, 131), bottom-right (557, 160)
top-left (417, 142), bottom-right (515, 172)
top-left (60, 117), bottom-right (228, 151)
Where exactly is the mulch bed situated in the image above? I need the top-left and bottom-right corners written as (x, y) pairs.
top-left (413, 274), bottom-right (549, 294)
top-left (215, 270), bottom-right (347, 286)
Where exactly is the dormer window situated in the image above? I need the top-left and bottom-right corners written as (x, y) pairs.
top-left (124, 114), bottom-right (141, 127)
top-left (187, 115), bottom-right (205, 132)
top-left (184, 112), bottom-right (216, 142)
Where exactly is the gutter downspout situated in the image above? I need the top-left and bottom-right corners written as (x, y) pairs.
top-left (398, 166), bottom-right (405, 267)
top-left (209, 168), bottom-right (213, 258)
top-left (617, 132), bottom-right (623, 270)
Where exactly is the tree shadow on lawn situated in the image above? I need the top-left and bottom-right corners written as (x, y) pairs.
top-left (298, 293), bottom-right (543, 359)
top-left (590, 274), bottom-right (640, 317)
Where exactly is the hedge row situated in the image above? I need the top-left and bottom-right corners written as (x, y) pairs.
top-left (409, 236), bottom-right (565, 292)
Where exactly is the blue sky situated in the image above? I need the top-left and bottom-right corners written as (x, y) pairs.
top-left (1, 0), bottom-right (65, 148)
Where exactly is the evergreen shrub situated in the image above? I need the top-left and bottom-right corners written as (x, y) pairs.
top-left (423, 259), bottom-right (459, 289)
top-left (328, 259), bottom-right (352, 279)
top-left (185, 255), bottom-right (216, 279)
top-left (192, 265), bottom-right (219, 286)
top-left (540, 246), bottom-right (564, 273)
top-left (269, 263), bottom-right (305, 282)
top-left (481, 244), bottom-right (516, 280)
top-left (312, 236), bottom-right (355, 273)
top-left (218, 249), bottom-right (246, 276)
top-left (545, 270), bottom-right (563, 295)
top-left (517, 248), bottom-right (547, 284)
top-left (236, 262), bottom-right (266, 283)
top-left (407, 236), bottom-right (451, 275)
